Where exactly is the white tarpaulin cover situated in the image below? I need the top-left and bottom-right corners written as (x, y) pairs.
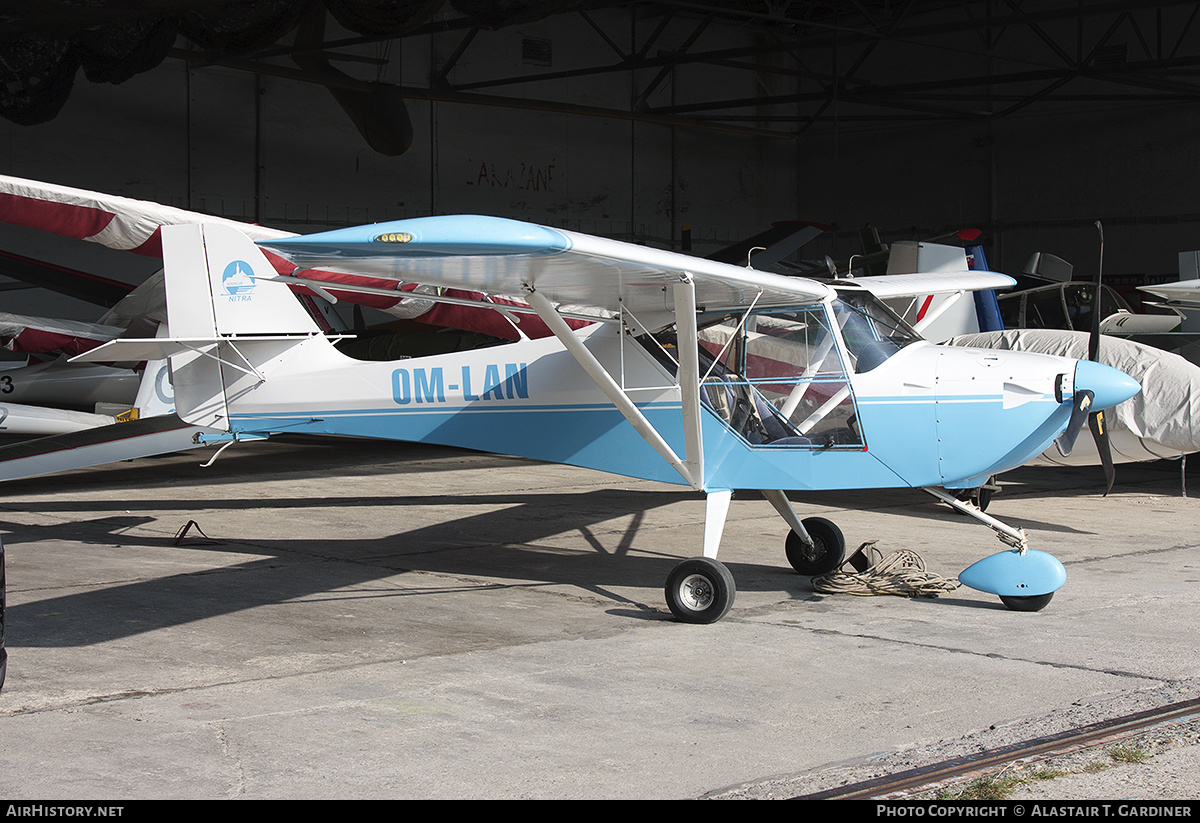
top-left (946, 329), bottom-right (1200, 464)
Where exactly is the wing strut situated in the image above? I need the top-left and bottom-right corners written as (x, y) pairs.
top-left (523, 284), bottom-right (704, 491)
top-left (670, 276), bottom-right (705, 488)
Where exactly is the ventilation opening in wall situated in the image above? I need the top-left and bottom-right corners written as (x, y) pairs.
top-left (1093, 42), bottom-right (1127, 66)
top-left (522, 37), bottom-right (552, 66)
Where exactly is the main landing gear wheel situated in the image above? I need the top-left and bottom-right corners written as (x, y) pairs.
top-left (999, 592), bottom-right (1054, 612)
top-left (785, 517), bottom-right (846, 575)
top-left (665, 557), bottom-right (735, 624)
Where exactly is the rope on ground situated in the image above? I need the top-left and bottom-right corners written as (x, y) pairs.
top-left (812, 540), bottom-right (960, 598)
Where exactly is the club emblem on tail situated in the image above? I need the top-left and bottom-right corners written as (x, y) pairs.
top-left (221, 260), bottom-right (256, 299)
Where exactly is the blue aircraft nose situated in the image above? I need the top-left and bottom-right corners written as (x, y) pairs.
top-left (1074, 359), bottom-right (1141, 410)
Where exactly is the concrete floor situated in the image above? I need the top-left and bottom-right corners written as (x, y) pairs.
top-left (0, 436), bottom-right (1197, 799)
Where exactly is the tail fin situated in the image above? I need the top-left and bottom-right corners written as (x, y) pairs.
top-left (164, 222), bottom-right (319, 338)
top-left (162, 223), bottom-right (320, 429)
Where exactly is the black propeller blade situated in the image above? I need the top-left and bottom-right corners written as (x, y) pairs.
top-left (1087, 220), bottom-right (1116, 495)
top-left (1054, 221), bottom-right (1117, 495)
top-left (1055, 389), bottom-right (1094, 457)
top-left (1089, 407), bottom-right (1116, 495)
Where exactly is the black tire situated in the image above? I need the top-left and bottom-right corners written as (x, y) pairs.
top-left (1000, 592), bottom-right (1054, 612)
top-left (665, 557), bottom-right (735, 624)
top-left (785, 517), bottom-right (846, 575)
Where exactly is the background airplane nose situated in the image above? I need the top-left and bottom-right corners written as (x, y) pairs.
top-left (1074, 359), bottom-right (1140, 410)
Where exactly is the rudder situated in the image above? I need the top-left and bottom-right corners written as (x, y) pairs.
top-left (162, 223), bottom-right (320, 429)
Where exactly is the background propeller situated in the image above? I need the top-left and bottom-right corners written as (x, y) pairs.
top-left (1054, 220), bottom-right (1116, 494)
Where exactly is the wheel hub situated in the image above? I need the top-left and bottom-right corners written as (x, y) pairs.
top-left (678, 573), bottom-right (714, 610)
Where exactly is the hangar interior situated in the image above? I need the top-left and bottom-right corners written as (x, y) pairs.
top-left (6, 7), bottom-right (1200, 796)
top-left (1, 0), bottom-right (1199, 322)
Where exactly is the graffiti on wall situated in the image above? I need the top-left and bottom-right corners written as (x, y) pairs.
top-left (468, 159), bottom-right (557, 192)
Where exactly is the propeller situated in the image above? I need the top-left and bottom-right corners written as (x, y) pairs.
top-left (1054, 387), bottom-right (1093, 457)
top-left (1054, 220), bottom-right (1117, 495)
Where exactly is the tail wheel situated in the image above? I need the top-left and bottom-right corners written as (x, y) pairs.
top-left (1000, 592), bottom-right (1054, 612)
top-left (665, 557), bottom-right (735, 624)
top-left (785, 517), bottom-right (846, 575)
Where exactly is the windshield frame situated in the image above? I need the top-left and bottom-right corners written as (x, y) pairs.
top-left (828, 288), bottom-right (922, 373)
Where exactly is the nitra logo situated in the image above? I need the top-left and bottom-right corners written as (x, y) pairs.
top-left (222, 260), bottom-right (256, 301)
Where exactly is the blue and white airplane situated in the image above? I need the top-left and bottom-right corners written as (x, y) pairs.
top-left (68, 216), bottom-right (1140, 622)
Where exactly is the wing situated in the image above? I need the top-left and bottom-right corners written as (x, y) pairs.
top-left (0, 311), bottom-right (125, 356)
top-left (836, 271), bottom-right (1016, 300)
top-left (0, 174), bottom-right (294, 255)
top-left (834, 270), bottom-right (1016, 340)
top-left (705, 220), bottom-right (833, 270)
top-left (258, 214), bottom-right (833, 317)
top-left (0, 249), bottom-right (135, 308)
top-left (1138, 279), bottom-right (1200, 307)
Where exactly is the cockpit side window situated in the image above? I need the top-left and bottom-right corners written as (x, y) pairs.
top-left (688, 306), bottom-right (864, 449)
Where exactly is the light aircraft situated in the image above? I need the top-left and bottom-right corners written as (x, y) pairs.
top-left (57, 214), bottom-right (1140, 622)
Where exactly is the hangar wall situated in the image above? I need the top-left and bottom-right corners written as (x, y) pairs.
top-left (796, 102), bottom-right (1200, 287)
top-left (1, 7), bottom-right (1198, 320)
top-left (0, 9), bottom-right (798, 238)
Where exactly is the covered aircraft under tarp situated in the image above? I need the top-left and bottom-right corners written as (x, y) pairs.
top-left (946, 329), bottom-right (1200, 465)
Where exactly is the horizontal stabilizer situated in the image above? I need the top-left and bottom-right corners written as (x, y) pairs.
top-left (0, 415), bottom-right (212, 482)
top-left (70, 335), bottom-right (329, 365)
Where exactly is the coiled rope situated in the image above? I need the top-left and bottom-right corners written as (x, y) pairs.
top-left (812, 540), bottom-right (961, 598)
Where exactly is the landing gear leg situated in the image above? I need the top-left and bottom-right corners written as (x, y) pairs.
top-left (923, 486), bottom-right (1028, 552)
top-left (954, 476), bottom-right (998, 511)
